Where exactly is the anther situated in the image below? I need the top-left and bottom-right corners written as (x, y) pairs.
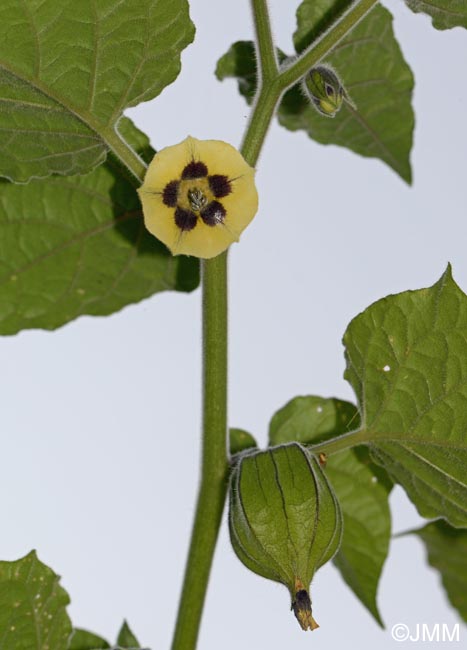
top-left (188, 188), bottom-right (208, 212)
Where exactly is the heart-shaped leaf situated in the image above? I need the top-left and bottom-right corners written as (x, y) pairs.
top-left (285, 1), bottom-right (414, 183)
top-left (0, 118), bottom-right (199, 334)
top-left (0, 551), bottom-right (72, 650)
top-left (409, 520), bottom-right (467, 622)
top-left (0, 0), bottom-right (194, 181)
top-left (404, 0), bottom-right (467, 30)
top-left (215, 2), bottom-right (414, 183)
top-left (344, 266), bottom-right (467, 527)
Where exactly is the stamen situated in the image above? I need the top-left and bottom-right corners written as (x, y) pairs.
top-left (188, 188), bottom-right (208, 212)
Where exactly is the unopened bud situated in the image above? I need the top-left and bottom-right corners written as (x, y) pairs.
top-left (303, 64), bottom-right (354, 118)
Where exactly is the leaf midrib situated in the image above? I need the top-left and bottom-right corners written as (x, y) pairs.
top-left (0, 55), bottom-right (139, 174)
top-left (396, 445), bottom-right (467, 491)
top-left (0, 59), bottom-right (105, 139)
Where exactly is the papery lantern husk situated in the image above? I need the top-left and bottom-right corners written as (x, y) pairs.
top-left (229, 443), bottom-right (342, 630)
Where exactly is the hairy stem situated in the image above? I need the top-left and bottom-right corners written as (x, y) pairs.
top-left (309, 428), bottom-right (370, 456)
top-left (251, 0), bottom-right (279, 83)
top-left (171, 254), bottom-right (229, 650)
top-left (241, 81), bottom-right (281, 166)
top-left (169, 0), bottom-right (380, 647)
top-left (278, 0), bottom-right (380, 91)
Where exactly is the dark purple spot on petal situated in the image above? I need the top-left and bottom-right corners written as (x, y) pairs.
top-left (175, 207), bottom-right (197, 231)
top-left (208, 175), bottom-right (232, 198)
top-left (162, 180), bottom-right (179, 207)
top-left (200, 201), bottom-right (226, 227)
top-left (182, 161), bottom-right (208, 179)
top-left (325, 83), bottom-right (334, 97)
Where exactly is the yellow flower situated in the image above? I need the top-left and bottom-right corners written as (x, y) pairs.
top-left (138, 137), bottom-right (258, 259)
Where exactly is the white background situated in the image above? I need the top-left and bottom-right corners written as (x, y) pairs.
top-left (1, 1), bottom-right (466, 648)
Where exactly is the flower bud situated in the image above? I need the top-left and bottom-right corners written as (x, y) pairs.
top-left (303, 64), bottom-right (353, 118)
top-left (229, 443), bottom-right (342, 630)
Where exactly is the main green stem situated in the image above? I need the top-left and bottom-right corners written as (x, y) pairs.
top-left (169, 1), bottom-right (380, 648)
top-left (251, 0), bottom-right (279, 83)
top-left (171, 253), bottom-right (229, 650)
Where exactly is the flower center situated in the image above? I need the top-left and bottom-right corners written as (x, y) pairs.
top-left (161, 171), bottom-right (233, 232)
top-left (188, 187), bottom-right (208, 212)
top-left (177, 177), bottom-right (214, 214)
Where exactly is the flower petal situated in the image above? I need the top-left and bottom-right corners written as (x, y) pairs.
top-left (193, 139), bottom-right (253, 179)
top-left (138, 137), bottom-right (258, 259)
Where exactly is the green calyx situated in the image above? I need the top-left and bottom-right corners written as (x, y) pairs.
top-left (303, 64), bottom-right (353, 117)
top-left (228, 443), bottom-right (343, 630)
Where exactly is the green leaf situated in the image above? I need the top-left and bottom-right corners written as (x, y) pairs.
top-left (215, 42), bottom-right (258, 106)
top-left (294, 0), bottom-right (351, 52)
top-left (329, 448), bottom-right (391, 627)
top-left (229, 427), bottom-right (258, 455)
top-left (287, 1), bottom-right (414, 183)
top-left (269, 396), bottom-right (391, 626)
top-left (410, 520), bottom-right (467, 622)
top-left (216, 2), bottom-right (415, 183)
top-left (405, 0), bottom-right (467, 31)
top-left (0, 551), bottom-right (72, 650)
top-left (68, 629), bottom-right (110, 650)
top-left (0, 118), bottom-right (199, 335)
top-left (116, 621), bottom-right (140, 648)
top-left (0, 0), bottom-right (194, 182)
top-left (269, 395), bottom-right (360, 446)
top-left (344, 266), bottom-right (467, 527)
top-left (216, 41), bottom-right (294, 108)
